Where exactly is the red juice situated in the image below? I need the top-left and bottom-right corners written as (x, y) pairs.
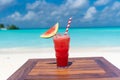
top-left (53, 34), bottom-right (70, 67)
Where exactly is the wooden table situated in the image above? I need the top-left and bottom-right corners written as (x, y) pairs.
top-left (7, 57), bottom-right (120, 80)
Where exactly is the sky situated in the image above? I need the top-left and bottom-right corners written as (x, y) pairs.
top-left (0, 0), bottom-right (120, 28)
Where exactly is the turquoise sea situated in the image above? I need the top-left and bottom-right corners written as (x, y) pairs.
top-left (0, 28), bottom-right (120, 48)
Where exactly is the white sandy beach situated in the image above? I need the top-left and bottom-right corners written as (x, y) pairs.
top-left (1, 47), bottom-right (120, 80)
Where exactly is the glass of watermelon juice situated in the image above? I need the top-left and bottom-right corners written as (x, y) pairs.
top-left (53, 34), bottom-right (70, 68)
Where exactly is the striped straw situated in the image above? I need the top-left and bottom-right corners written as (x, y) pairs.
top-left (64, 17), bottom-right (72, 34)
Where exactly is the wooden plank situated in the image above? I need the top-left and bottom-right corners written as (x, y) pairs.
top-left (7, 57), bottom-right (120, 80)
top-left (7, 60), bottom-right (37, 80)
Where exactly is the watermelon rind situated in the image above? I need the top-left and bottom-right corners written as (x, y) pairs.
top-left (40, 22), bottom-right (59, 38)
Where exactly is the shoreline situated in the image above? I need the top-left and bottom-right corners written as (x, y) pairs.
top-left (1, 47), bottom-right (120, 53)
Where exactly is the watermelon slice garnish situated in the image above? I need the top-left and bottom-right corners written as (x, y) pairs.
top-left (40, 22), bottom-right (59, 38)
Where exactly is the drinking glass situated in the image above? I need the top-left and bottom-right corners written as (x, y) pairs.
top-left (53, 34), bottom-right (70, 68)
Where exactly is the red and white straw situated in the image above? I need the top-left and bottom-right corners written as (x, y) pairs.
top-left (64, 17), bottom-right (72, 34)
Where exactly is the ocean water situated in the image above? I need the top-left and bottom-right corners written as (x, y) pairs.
top-left (0, 28), bottom-right (120, 48)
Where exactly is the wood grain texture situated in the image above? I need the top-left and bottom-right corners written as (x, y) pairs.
top-left (7, 57), bottom-right (120, 80)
